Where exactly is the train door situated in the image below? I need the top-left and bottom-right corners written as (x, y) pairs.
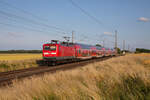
top-left (61, 46), bottom-right (64, 57)
top-left (75, 46), bottom-right (78, 57)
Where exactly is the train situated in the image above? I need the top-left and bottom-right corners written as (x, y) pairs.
top-left (42, 40), bottom-right (117, 65)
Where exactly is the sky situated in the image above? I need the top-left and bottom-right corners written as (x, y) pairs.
top-left (0, 0), bottom-right (150, 50)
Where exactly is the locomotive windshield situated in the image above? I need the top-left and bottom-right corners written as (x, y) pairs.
top-left (44, 45), bottom-right (56, 51)
top-left (44, 46), bottom-right (50, 50)
top-left (50, 46), bottom-right (56, 51)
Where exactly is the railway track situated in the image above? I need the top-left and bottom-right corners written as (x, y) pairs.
top-left (0, 56), bottom-right (116, 87)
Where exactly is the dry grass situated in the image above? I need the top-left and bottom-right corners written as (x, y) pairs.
top-left (0, 54), bottom-right (42, 72)
top-left (0, 54), bottom-right (150, 100)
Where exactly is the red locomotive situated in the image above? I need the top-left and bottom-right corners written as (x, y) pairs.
top-left (42, 40), bottom-right (116, 65)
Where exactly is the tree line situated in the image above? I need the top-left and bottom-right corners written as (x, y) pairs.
top-left (0, 50), bottom-right (42, 53)
top-left (136, 48), bottom-right (150, 53)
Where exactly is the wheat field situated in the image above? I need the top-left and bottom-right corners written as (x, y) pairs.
top-left (0, 53), bottom-right (149, 100)
top-left (0, 54), bottom-right (42, 61)
top-left (0, 54), bottom-right (42, 72)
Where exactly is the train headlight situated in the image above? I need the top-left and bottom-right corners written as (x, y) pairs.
top-left (51, 52), bottom-right (56, 54)
top-left (44, 52), bottom-right (49, 55)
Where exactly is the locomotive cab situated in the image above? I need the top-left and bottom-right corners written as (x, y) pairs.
top-left (43, 40), bottom-right (59, 60)
top-left (42, 40), bottom-right (76, 65)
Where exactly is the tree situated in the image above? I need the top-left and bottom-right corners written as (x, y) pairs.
top-left (96, 44), bottom-right (102, 47)
top-left (114, 47), bottom-right (121, 54)
top-left (135, 48), bottom-right (150, 53)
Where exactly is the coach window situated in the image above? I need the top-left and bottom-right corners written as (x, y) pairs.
top-left (79, 49), bottom-right (81, 54)
top-left (59, 46), bottom-right (61, 51)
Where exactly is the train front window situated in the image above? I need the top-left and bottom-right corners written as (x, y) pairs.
top-left (44, 46), bottom-right (50, 50)
top-left (50, 46), bottom-right (56, 51)
top-left (44, 45), bottom-right (56, 51)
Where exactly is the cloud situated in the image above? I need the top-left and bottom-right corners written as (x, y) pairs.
top-left (104, 32), bottom-right (112, 35)
top-left (138, 17), bottom-right (149, 22)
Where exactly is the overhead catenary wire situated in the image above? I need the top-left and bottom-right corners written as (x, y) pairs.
top-left (0, 0), bottom-right (70, 33)
top-left (0, 10), bottom-right (68, 34)
top-left (0, 0), bottom-right (92, 42)
top-left (0, 12), bottom-right (98, 44)
top-left (0, 12), bottom-right (64, 35)
top-left (0, 22), bottom-right (62, 36)
top-left (68, 0), bottom-right (103, 24)
top-left (0, 0), bottom-right (113, 44)
top-left (67, 0), bottom-right (117, 46)
top-left (67, 0), bottom-right (114, 32)
top-left (0, 0), bottom-right (49, 22)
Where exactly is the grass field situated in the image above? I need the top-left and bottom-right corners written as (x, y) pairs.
top-left (0, 54), bottom-right (42, 61)
top-left (0, 54), bottom-right (42, 72)
top-left (0, 53), bottom-right (150, 100)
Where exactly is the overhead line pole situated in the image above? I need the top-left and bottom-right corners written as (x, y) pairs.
top-left (115, 30), bottom-right (118, 51)
top-left (103, 40), bottom-right (105, 47)
top-left (72, 31), bottom-right (74, 43)
top-left (103, 39), bottom-right (105, 47)
top-left (123, 40), bottom-right (125, 51)
top-left (128, 44), bottom-right (130, 51)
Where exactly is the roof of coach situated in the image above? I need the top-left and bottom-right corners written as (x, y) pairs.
top-left (96, 46), bottom-right (102, 50)
top-left (104, 47), bottom-right (110, 50)
top-left (75, 43), bottom-right (103, 50)
top-left (60, 41), bottom-right (74, 46)
top-left (75, 43), bottom-right (94, 49)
